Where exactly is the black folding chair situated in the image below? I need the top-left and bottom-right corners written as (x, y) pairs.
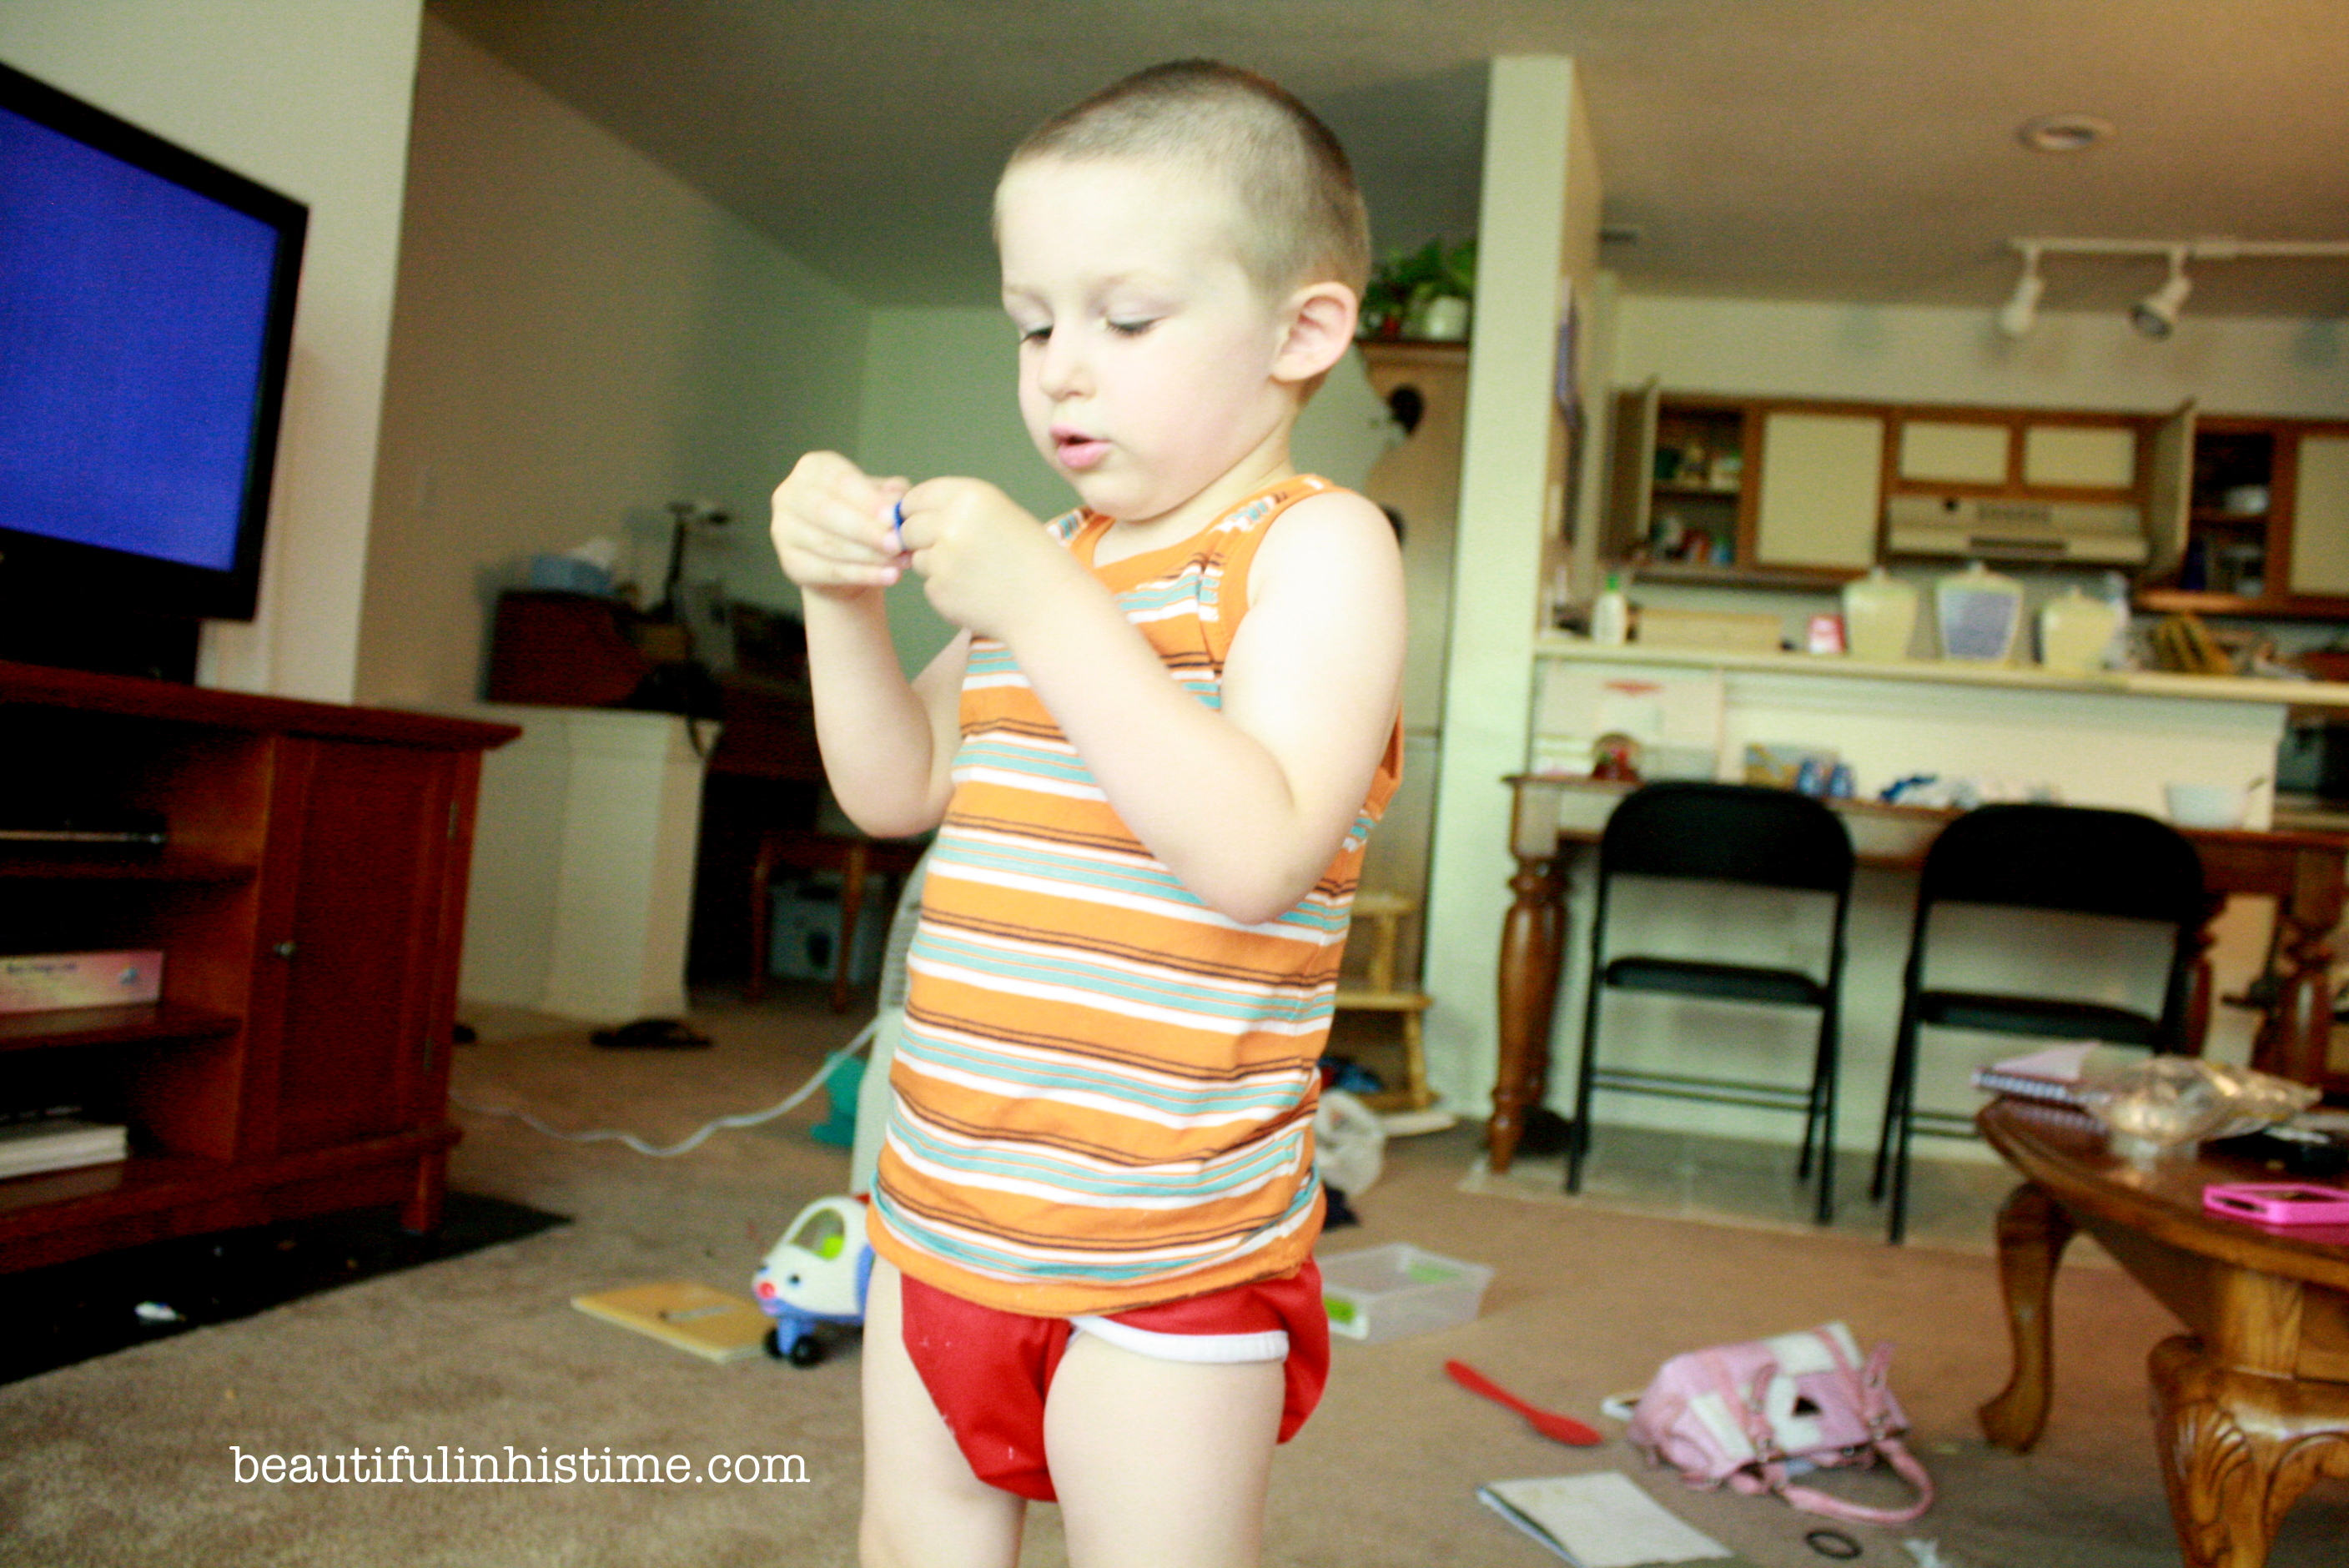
top-left (1567, 781), bottom-right (1856, 1223)
top-left (1870, 803), bottom-right (2208, 1242)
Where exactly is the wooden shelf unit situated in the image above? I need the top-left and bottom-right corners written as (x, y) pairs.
top-left (0, 661), bottom-right (515, 1274)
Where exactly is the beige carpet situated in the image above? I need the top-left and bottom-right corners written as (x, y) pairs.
top-left (3, 987), bottom-right (2343, 1567)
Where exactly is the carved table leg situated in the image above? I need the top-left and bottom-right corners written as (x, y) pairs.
top-left (2150, 1334), bottom-right (2349, 1568)
top-left (1979, 1179), bottom-right (2078, 1451)
top-left (1490, 849), bottom-right (1565, 1173)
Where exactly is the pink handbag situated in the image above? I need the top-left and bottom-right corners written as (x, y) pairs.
top-left (1624, 1321), bottom-right (1934, 1525)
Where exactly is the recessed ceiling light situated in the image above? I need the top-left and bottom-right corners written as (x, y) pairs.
top-left (2018, 114), bottom-right (2113, 153)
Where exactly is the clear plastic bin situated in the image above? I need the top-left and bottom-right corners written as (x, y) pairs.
top-left (1319, 1243), bottom-right (1493, 1343)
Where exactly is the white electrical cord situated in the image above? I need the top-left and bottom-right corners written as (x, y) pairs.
top-left (448, 1019), bottom-right (876, 1158)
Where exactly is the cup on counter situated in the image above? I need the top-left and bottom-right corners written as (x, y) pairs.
top-left (2164, 782), bottom-right (2250, 829)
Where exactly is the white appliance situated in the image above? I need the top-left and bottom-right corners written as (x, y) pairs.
top-left (1884, 494), bottom-right (2146, 565)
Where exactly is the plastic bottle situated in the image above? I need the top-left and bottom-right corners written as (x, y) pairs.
top-left (1592, 573), bottom-right (1631, 646)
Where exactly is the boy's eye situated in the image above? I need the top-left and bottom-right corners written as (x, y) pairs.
top-left (1018, 324), bottom-right (1051, 344)
top-left (1107, 319), bottom-right (1155, 337)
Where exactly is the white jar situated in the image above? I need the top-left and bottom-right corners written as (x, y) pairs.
top-left (2037, 585), bottom-right (2125, 675)
top-left (1842, 567), bottom-right (1918, 661)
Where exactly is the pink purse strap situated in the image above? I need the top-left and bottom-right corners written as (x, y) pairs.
top-left (1773, 1433), bottom-right (1935, 1525)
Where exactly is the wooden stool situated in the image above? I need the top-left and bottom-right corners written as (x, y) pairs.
top-left (746, 831), bottom-right (924, 1012)
top-left (1332, 889), bottom-right (1434, 1112)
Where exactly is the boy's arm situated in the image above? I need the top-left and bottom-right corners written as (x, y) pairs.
top-left (770, 454), bottom-right (964, 837)
top-left (904, 480), bottom-right (1404, 924)
top-left (800, 597), bottom-right (967, 838)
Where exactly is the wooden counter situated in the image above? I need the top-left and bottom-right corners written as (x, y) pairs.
top-left (1535, 635), bottom-right (2349, 711)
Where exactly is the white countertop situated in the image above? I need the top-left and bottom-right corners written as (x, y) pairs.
top-left (1534, 635), bottom-right (2349, 710)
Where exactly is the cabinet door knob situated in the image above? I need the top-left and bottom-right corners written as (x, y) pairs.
top-left (272, 940), bottom-right (298, 959)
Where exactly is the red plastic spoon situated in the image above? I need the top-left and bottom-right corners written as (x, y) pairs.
top-left (1445, 1359), bottom-right (1603, 1446)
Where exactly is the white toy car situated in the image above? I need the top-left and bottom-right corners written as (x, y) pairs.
top-left (752, 1194), bottom-right (873, 1365)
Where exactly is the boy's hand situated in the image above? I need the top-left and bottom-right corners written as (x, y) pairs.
top-left (896, 478), bottom-right (1090, 641)
top-left (769, 452), bottom-right (909, 598)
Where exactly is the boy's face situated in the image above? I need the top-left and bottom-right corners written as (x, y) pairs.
top-left (997, 154), bottom-right (1300, 526)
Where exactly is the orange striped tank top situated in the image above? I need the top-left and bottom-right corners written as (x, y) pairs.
top-left (868, 475), bottom-right (1402, 1316)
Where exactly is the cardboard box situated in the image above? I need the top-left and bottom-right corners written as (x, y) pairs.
top-left (1632, 606), bottom-right (1786, 654)
top-left (0, 952), bottom-right (163, 1014)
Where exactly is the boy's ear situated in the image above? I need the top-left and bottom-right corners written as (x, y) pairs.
top-left (1271, 282), bottom-right (1360, 386)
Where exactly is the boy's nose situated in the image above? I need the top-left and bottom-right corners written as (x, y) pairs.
top-left (1033, 332), bottom-right (1090, 399)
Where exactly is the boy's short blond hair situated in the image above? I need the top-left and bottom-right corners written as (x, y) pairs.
top-left (1004, 59), bottom-right (1370, 300)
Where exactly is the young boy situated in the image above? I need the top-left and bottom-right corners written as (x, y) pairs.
top-left (769, 60), bottom-right (1406, 1568)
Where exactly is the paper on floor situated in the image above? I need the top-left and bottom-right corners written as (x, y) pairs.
top-left (1476, 1470), bottom-right (1736, 1566)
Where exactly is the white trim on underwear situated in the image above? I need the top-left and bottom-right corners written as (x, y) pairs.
top-left (1069, 1314), bottom-right (1290, 1365)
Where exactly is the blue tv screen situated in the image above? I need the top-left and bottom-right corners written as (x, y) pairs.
top-left (0, 58), bottom-right (305, 622)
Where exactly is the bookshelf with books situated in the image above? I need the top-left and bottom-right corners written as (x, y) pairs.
top-left (0, 661), bottom-right (516, 1273)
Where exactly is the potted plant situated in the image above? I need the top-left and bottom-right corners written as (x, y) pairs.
top-left (1360, 237), bottom-right (1476, 341)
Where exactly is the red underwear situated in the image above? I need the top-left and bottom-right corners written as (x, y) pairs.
top-left (896, 1260), bottom-right (1330, 1502)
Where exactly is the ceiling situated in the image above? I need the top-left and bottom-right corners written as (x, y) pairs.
top-left (430, 0), bottom-right (2349, 324)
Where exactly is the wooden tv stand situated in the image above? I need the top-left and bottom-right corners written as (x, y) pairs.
top-left (0, 661), bottom-right (517, 1274)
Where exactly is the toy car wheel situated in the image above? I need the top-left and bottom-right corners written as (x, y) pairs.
top-left (788, 1334), bottom-right (824, 1367)
top-left (762, 1326), bottom-right (785, 1360)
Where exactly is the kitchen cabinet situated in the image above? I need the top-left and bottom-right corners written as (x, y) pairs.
top-left (0, 661), bottom-right (515, 1274)
top-left (2140, 410), bottom-right (2349, 617)
top-left (1753, 409), bottom-right (1884, 570)
top-left (1887, 407), bottom-right (2140, 498)
top-left (1606, 386), bottom-right (1874, 580)
top-left (1607, 383), bottom-right (1743, 569)
top-left (1607, 385), bottom-right (2349, 618)
top-left (2286, 431), bottom-right (2349, 598)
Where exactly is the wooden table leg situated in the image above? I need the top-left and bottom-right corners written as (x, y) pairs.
top-left (1491, 847), bottom-right (1566, 1173)
top-left (1979, 1179), bottom-right (2077, 1452)
top-left (2150, 1333), bottom-right (2349, 1568)
top-left (2252, 846), bottom-right (2341, 1087)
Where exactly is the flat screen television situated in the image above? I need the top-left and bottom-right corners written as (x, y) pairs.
top-left (0, 58), bottom-right (307, 680)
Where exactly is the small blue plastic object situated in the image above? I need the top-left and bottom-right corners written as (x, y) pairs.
top-left (887, 498), bottom-right (908, 552)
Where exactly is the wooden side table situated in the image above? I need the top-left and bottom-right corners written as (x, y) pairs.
top-left (746, 831), bottom-right (925, 1013)
top-left (1976, 1098), bottom-right (2349, 1568)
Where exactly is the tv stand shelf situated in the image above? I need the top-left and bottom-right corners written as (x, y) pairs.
top-left (0, 848), bottom-right (254, 883)
top-left (0, 1000), bottom-right (240, 1054)
top-left (0, 661), bottom-right (516, 1274)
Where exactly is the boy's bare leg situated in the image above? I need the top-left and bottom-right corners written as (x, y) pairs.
top-left (860, 1258), bottom-right (1026, 1568)
top-left (1044, 1330), bottom-right (1285, 1568)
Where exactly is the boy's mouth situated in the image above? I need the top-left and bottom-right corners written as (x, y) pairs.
top-left (1052, 427), bottom-right (1109, 471)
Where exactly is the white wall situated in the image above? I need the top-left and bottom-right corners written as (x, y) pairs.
top-left (1614, 294), bottom-right (2349, 420)
top-left (1421, 57), bottom-right (1603, 1113)
top-left (0, 1), bottom-right (425, 701)
top-left (853, 309), bottom-right (1052, 676)
top-left (356, 17), bottom-right (869, 707)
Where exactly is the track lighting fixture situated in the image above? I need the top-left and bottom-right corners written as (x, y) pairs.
top-left (1994, 235), bottom-right (2349, 339)
top-left (1996, 245), bottom-right (2044, 338)
top-left (2130, 249), bottom-right (2191, 339)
